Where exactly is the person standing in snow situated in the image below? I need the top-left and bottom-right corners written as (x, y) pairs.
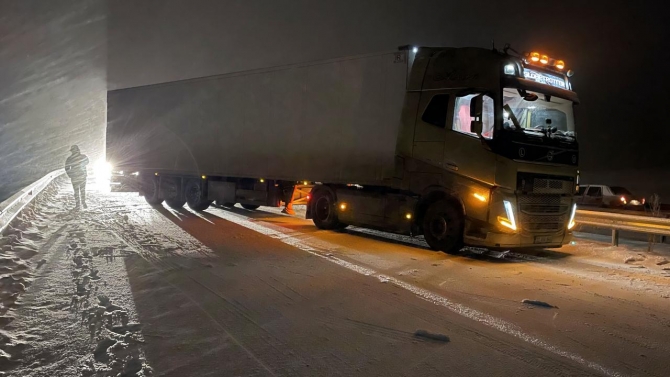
top-left (64, 145), bottom-right (89, 209)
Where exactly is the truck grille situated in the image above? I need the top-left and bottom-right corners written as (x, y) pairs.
top-left (518, 195), bottom-right (570, 234)
top-left (517, 173), bottom-right (575, 195)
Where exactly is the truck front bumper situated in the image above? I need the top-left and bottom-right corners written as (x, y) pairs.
top-left (464, 230), bottom-right (571, 249)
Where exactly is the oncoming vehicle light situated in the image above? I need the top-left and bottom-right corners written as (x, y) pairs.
top-left (498, 200), bottom-right (517, 231)
top-left (93, 160), bottom-right (113, 192)
top-left (567, 203), bottom-right (577, 230)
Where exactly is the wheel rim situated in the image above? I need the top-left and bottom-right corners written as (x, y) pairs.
top-left (429, 215), bottom-right (448, 240)
top-left (186, 183), bottom-right (201, 203)
top-left (145, 179), bottom-right (158, 198)
top-left (315, 196), bottom-right (331, 222)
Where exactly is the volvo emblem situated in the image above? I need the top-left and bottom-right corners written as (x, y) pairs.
top-left (547, 150), bottom-right (554, 161)
top-left (518, 148), bottom-right (526, 157)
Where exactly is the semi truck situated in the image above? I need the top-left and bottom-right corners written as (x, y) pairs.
top-left (106, 46), bottom-right (580, 254)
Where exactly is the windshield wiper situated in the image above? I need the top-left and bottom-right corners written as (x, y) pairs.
top-left (503, 104), bottom-right (522, 131)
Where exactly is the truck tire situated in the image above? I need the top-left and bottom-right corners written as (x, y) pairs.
top-left (143, 177), bottom-right (163, 206)
top-left (165, 198), bottom-right (186, 209)
top-left (422, 199), bottom-right (464, 254)
top-left (184, 179), bottom-right (212, 211)
top-left (241, 204), bottom-right (260, 210)
top-left (311, 189), bottom-right (343, 230)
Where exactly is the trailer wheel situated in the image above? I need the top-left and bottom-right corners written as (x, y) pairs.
top-left (311, 189), bottom-right (342, 230)
top-left (165, 198), bottom-right (186, 209)
top-left (143, 177), bottom-right (163, 206)
top-left (241, 204), bottom-right (260, 210)
top-left (422, 200), bottom-right (464, 254)
top-left (185, 179), bottom-right (212, 211)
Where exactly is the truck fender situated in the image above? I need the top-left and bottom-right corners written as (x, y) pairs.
top-left (415, 186), bottom-right (466, 226)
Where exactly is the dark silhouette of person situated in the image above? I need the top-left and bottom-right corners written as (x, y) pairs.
top-left (65, 145), bottom-right (89, 209)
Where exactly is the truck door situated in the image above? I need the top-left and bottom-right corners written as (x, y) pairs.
top-left (412, 93), bottom-right (448, 167)
top-left (441, 93), bottom-right (496, 185)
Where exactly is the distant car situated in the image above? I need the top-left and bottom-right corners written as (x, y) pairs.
top-left (575, 185), bottom-right (645, 209)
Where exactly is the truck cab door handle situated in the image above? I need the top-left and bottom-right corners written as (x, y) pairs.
top-left (445, 161), bottom-right (459, 171)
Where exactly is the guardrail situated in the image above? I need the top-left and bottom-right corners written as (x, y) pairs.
top-left (0, 169), bottom-right (64, 234)
top-left (575, 209), bottom-right (670, 246)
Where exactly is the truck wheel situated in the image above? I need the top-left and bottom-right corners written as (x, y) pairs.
top-left (241, 204), bottom-right (260, 210)
top-left (311, 189), bottom-right (342, 230)
top-left (185, 179), bottom-right (212, 211)
top-left (165, 198), bottom-right (186, 209)
top-left (143, 177), bottom-right (163, 206)
top-left (422, 200), bottom-right (464, 254)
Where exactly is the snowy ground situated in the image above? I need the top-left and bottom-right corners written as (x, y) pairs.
top-left (1, 178), bottom-right (669, 376)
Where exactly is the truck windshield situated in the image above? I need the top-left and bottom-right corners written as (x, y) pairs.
top-left (502, 88), bottom-right (576, 140)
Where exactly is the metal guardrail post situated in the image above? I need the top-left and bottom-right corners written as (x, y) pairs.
top-left (611, 229), bottom-right (619, 246)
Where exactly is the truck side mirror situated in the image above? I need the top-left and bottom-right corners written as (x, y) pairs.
top-left (470, 94), bottom-right (484, 135)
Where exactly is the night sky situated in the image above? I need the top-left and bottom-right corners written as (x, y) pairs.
top-left (1, 0), bottom-right (668, 201)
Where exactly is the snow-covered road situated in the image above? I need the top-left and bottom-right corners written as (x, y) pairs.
top-left (1, 178), bottom-right (669, 376)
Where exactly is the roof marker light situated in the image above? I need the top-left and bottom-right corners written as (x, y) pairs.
top-left (530, 52), bottom-right (540, 62)
top-left (540, 55), bottom-right (549, 64)
top-left (555, 60), bottom-right (565, 70)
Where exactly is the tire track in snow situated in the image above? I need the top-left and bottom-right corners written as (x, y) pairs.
top-left (209, 209), bottom-right (623, 377)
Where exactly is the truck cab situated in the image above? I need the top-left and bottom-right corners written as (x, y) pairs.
top-left (381, 46), bottom-right (579, 251)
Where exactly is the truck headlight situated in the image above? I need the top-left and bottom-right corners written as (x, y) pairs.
top-left (498, 200), bottom-right (517, 231)
top-left (567, 203), bottom-right (577, 230)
